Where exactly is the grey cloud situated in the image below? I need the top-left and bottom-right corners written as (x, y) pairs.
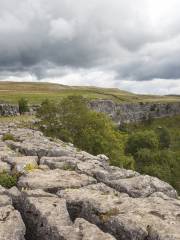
top-left (0, 0), bottom-right (180, 87)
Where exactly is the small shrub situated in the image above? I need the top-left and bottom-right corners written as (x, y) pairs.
top-left (2, 133), bottom-right (16, 141)
top-left (156, 127), bottom-right (171, 149)
top-left (62, 164), bottom-right (76, 171)
top-left (24, 163), bottom-right (38, 172)
top-left (18, 98), bottom-right (29, 114)
top-left (0, 172), bottom-right (17, 188)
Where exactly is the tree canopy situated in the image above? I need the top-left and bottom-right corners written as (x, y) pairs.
top-left (37, 95), bottom-right (134, 169)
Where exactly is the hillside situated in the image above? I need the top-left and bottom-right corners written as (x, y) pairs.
top-left (0, 81), bottom-right (180, 104)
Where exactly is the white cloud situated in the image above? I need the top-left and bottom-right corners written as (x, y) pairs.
top-left (50, 18), bottom-right (75, 41)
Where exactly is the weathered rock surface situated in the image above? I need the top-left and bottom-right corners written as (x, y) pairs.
top-left (0, 205), bottom-right (26, 240)
top-left (4, 156), bottom-right (38, 174)
top-left (19, 189), bottom-right (115, 240)
top-left (18, 169), bottom-right (97, 192)
top-left (90, 100), bottom-right (180, 125)
top-left (40, 156), bottom-right (80, 170)
top-left (59, 184), bottom-right (180, 240)
top-left (102, 173), bottom-right (178, 198)
top-left (0, 123), bottom-right (179, 239)
top-left (1, 101), bottom-right (180, 126)
top-left (0, 186), bottom-right (26, 240)
top-left (0, 161), bottom-right (11, 173)
top-left (0, 104), bottom-right (19, 116)
top-left (74, 218), bottom-right (116, 240)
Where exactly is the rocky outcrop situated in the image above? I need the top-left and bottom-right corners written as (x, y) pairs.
top-left (0, 123), bottom-right (180, 239)
top-left (1, 100), bottom-right (180, 126)
top-left (59, 184), bottom-right (180, 240)
top-left (0, 186), bottom-right (26, 240)
top-left (18, 169), bottom-right (97, 192)
top-left (89, 100), bottom-right (180, 125)
top-left (0, 104), bottom-right (19, 116)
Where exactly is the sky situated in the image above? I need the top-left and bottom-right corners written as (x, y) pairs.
top-left (0, 0), bottom-right (180, 95)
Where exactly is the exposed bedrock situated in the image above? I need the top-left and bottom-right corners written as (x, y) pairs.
top-left (0, 186), bottom-right (26, 240)
top-left (18, 189), bottom-right (115, 240)
top-left (0, 104), bottom-right (19, 116)
top-left (1, 100), bottom-right (180, 126)
top-left (89, 100), bottom-right (180, 125)
top-left (0, 123), bottom-right (180, 239)
top-left (58, 183), bottom-right (180, 240)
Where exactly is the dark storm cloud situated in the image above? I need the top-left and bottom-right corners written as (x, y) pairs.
top-left (0, 0), bottom-right (180, 87)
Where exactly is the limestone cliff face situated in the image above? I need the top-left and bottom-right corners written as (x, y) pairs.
top-left (89, 100), bottom-right (180, 125)
top-left (1, 101), bottom-right (180, 125)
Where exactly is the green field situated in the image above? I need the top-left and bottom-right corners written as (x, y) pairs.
top-left (0, 81), bottom-right (180, 104)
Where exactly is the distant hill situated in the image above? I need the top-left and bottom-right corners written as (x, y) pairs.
top-left (0, 81), bottom-right (179, 104)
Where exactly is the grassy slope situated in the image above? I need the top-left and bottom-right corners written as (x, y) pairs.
top-left (0, 81), bottom-right (180, 104)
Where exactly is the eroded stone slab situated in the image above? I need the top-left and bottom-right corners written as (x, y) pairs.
top-left (40, 156), bottom-right (80, 170)
top-left (59, 184), bottom-right (180, 240)
top-left (3, 156), bottom-right (38, 174)
top-left (107, 174), bottom-right (178, 198)
top-left (0, 205), bottom-right (26, 240)
top-left (74, 218), bottom-right (116, 240)
top-left (0, 161), bottom-right (11, 173)
top-left (18, 169), bottom-right (97, 192)
top-left (0, 185), bottom-right (25, 240)
top-left (94, 167), bottom-right (177, 198)
top-left (20, 193), bottom-right (79, 240)
top-left (19, 190), bottom-right (116, 240)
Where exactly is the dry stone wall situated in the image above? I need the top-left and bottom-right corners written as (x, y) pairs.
top-left (0, 104), bottom-right (19, 116)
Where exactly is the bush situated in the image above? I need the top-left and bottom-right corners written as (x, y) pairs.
top-left (134, 148), bottom-right (156, 170)
top-left (18, 98), bottom-right (29, 114)
top-left (24, 163), bottom-right (38, 172)
top-left (125, 130), bottom-right (159, 156)
top-left (135, 148), bottom-right (180, 193)
top-left (156, 127), bottom-right (171, 149)
top-left (2, 133), bottom-right (16, 141)
top-left (37, 95), bottom-right (134, 169)
top-left (0, 172), bottom-right (17, 188)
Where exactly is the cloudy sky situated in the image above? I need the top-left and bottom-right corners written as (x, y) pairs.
top-left (0, 0), bottom-right (180, 95)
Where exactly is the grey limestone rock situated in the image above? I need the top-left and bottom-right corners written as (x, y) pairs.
top-left (59, 184), bottom-right (180, 240)
top-left (0, 186), bottom-right (26, 240)
top-left (18, 169), bottom-right (97, 192)
top-left (19, 190), bottom-right (115, 240)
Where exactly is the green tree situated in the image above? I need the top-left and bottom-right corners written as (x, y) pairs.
top-left (18, 98), bottom-right (29, 114)
top-left (156, 127), bottom-right (171, 149)
top-left (135, 148), bottom-right (180, 193)
top-left (125, 130), bottom-right (159, 156)
top-left (36, 99), bottom-right (60, 137)
top-left (37, 95), bottom-right (134, 169)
